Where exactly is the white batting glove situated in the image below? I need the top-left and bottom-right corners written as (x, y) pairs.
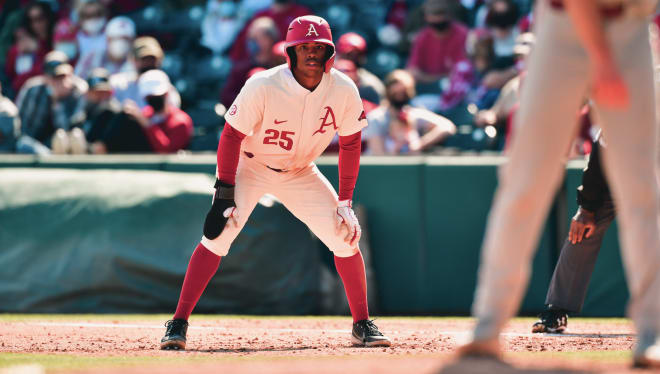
top-left (223, 206), bottom-right (240, 229)
top-left (335, 200), bottom-right (361, 246)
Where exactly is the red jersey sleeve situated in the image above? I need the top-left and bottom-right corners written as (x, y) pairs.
top-left (338, 131), bottom-right (362, 201)
top-left (216, 123), bottom-right (246, 186)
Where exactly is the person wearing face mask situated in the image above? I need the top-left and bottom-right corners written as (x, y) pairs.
top-left (220, 17), bottom-right (280, 107)
top-left (228, 0), bottom-right (311, 64)
top-left (365, 69), bottom-right (456, 155)
top-left (133, 69), bottom-right (192, 154)
top-left (15, 51), bottom-right (87, 155)
top-left (468, 0), bottom-right (521, 92)
top-left (200, 0), bottom-right (243, 55)
top-left (75, 1), bottom-right (109, 66)
top-left (75, 16), bottom-right (135, 79)
top-left (407, 0), bottom-right (468, 90)
top-left (109, 36), bottom-right (181, 110)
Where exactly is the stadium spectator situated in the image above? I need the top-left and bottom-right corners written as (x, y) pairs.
top-left (74, 1), bottom-right (109, 67)
top-left (406, 0), bottom-right (468, 89)
top-left (478, 0), bottom-right (521, 85)
top-left (81, 67), bottom-right (120, 145)
top-left (79, 67), bottom-right (151, 154)
top-left (110, 36), bottom-right (181, 109)
top-left (23, 1), bottom-right (54, 49)
top-left (200, 0), bottom-right (244, 55)
top-left (336, 32), bottom-right (385, 104)
top-left (0, 82), bottom-right (20, 153)
top-left (4, 1), bottom-right (55, 95)
top-left (132, 69), bottom-right (193, 153)
top-left (366, 70), bottom-right (456, 155)
top-left (15, 51), bottom-right (87, 155)
top-left (5, 27), bottom-right (46, 94)
top-left (463, 32), bottom-right (498, 109)
top-left (473, 32), bottom-right (534, 144)
top-left (52, 18), bottom-right (78, 63)
top-left (220, 17), bottom-right (280, 107)
top-left (74, 16), bottom-right (135, 79)
top-left (229, 0), bottom-right (310, 63)
top-left (324, 59), bottom-right (377, 153)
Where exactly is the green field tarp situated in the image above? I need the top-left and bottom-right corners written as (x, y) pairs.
top-left (0, 169), bottom-right (321, 314)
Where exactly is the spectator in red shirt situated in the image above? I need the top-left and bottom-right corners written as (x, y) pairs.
top-left (136, 70), bottom-right (193, 153)
top-left (5, 1), bottom-right (55, 94)
top-left (220, 17), bottom-right (280, 107)
top-left (228, 0), bottom-right (310, 64)
top-left (406, 0), bottom-right (468, 88)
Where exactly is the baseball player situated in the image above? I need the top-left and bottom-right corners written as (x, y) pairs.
top-left (458, 0), bottom-right (660, 368)
top-left (532, 132), bottom-right (614, 333)
top-left (160, 15), bottom-right (391, 350)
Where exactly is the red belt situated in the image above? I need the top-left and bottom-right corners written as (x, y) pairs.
top-left (549, 0), bottom-right (624, 18)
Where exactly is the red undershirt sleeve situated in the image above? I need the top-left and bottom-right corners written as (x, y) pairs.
top-left (338, 131), bottom-right (362, 201)
top-left (216, 123), bottom-right (246, 186)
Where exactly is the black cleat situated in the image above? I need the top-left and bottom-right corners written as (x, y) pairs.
top-left (351, 319), bottom-right (391, 347)
top-left (531, 309), bottom-right (568, 333)
top-left (160, 319), bottom-right (189, 350)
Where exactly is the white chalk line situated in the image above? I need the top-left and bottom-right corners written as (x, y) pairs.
top-left (27, 322), bottom-right (634, 339)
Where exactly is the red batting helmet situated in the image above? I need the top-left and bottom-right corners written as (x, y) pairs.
top-left (284, 15), bottom-right (335, 73)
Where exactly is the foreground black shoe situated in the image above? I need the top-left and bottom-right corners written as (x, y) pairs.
top-left (531, 309), bottom-right (568, 333)
top-left (160, 319), bottom-right (189, 350)
top-left (351, 319), bottom-right (391, 347)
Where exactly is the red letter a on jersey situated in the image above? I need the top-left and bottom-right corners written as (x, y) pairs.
top-left (313, 106), bottom-right (337, 135)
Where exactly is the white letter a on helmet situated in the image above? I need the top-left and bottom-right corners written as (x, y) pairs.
top-left (305, 24), bottom-right (319, 37)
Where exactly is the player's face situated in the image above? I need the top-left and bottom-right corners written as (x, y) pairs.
top-left (294, 42), bottom-right (327, 75)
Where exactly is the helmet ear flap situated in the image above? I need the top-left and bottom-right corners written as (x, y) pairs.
top-left (324, 46), bottom-right (334, 62)
top-left (287, 47), bottom-right (297, 68)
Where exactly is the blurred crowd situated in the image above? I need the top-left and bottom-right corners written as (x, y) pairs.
top-left (0, 0), bottom-right (653, 156)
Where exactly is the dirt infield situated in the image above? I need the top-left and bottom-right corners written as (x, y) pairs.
top-left (0, 316), bottom-right (652, 374)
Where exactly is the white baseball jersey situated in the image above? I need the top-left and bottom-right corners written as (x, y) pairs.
top-left (224, 64), bottom-right (368, 171)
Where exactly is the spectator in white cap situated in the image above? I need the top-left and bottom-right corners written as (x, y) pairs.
top-left (127, 69), bottom-right (193, 153)
top-left (110, 36), bottom-right (181, 110)
top-left (75, 16), bottom-right (136, 79)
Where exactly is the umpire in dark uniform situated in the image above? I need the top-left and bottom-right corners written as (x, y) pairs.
top-left (532, 131), bottom-right (614, 333)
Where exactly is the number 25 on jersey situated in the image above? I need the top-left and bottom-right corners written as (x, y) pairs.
top-left (263, 129), bottom-right (295, 151)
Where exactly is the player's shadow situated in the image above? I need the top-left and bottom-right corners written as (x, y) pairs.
top-left (541, 333), bottom-right (633, 338)
top-left (437, 357), bottom-right (594, 374)
top-left (190, 346), bottom-right (318, 353)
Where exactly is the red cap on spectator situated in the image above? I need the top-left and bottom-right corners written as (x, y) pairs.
top-left (337, 32), bottom-right (367, 55)
top-left (272, 41), bottom-right (286, 58)
top-left (54, 18), bottom-right (77, 42)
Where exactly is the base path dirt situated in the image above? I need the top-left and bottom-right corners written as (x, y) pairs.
top-left (0, 317), bottom-right (651, 374)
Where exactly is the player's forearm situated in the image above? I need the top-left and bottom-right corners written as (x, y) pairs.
top-left (338, 131), bottom-right (362, 201)
top-left (562, 0), bottom-right (613, 66)
top-left (216, 124), bottom-right (246, 186)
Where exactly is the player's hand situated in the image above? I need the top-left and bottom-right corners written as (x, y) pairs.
top-left (203, 179), bottom-right (239, 240)
top-left (591, 61), bottom-right (629, 110)
top-left (568, 207), bottom-right (596, 244)
top-left (335, 200), bottom-right (361, 246)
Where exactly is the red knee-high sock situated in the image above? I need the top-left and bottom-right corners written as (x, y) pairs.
top-left (334, 251), bottom-right (369, 323)
top-left (173, 243), bottom-right (222, 320)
